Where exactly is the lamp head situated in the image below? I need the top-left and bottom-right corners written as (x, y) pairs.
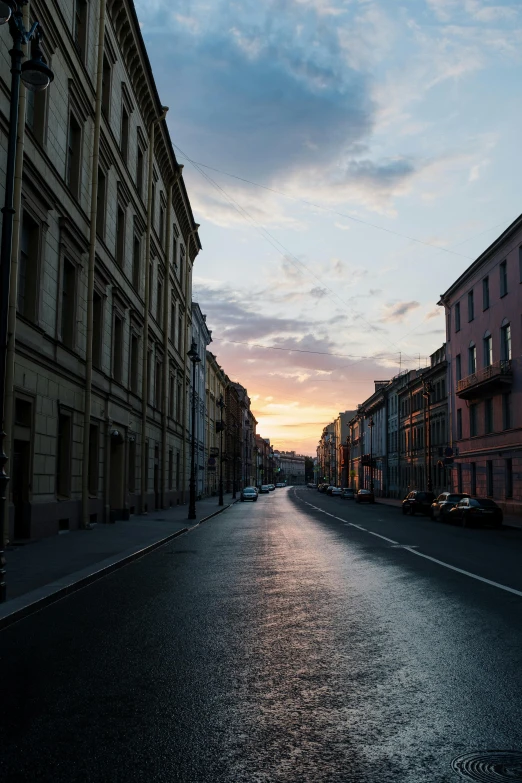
top-left (0, 1), bottom-right (16, 25)
top-left (21, 30), bottom-right (54, 92)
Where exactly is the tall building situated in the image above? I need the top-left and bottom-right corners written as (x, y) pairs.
top-left (439, 216), bottom-right (522, 514)
top-left (190, 304), bottom-right (212, 499)
top-left (0, 0), bottom-right (200, 539)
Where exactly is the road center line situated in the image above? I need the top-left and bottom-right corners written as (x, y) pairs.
top-left (366, 530), bottom-right (398, 544)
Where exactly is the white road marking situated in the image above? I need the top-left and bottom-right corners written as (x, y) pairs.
top-left (349, 524), bottom-right (367, 531)
top-left (366, 530), bottom-right (398, 544)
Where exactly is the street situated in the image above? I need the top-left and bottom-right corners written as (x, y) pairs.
top-left (1, 486), bottom-right (522, 782)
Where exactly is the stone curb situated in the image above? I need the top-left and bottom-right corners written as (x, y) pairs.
top-left (0, 502), bottom-right (236, 632)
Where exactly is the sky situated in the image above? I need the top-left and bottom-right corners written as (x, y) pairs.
top-left (135, 0), bottom-right (522, 456)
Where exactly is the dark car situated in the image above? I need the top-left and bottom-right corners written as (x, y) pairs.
top-left (430, 492), bottom-right (470, 521)
top-left (342, 488), bottom-right (355, 499)
top-left (448, 497), bottom-right (503, 528)
top-left (326, 486), bottom-right (336, 496)
top-left (241, 487), bottom-right (258, 502)
top-left (356, 489), bottom-right (375, 504)
top-left (318, 484), bottom-right (328, 493)
top-left (402, 491), bottom-right (436, 516)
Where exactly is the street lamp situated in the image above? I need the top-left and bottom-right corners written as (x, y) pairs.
top-left (368, 416), bottom-right (375, 492)
top-left (0, 3), bottom-right (53, 602)
top-left (423, 380), bottom-right (434, 492)
top-left (216, 393), bottom-right (225, 506)
top-left (187, 341), bottom-right (200, 520)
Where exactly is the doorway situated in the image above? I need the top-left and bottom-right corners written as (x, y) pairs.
top-left (12, 440), bottom-right (30, 539)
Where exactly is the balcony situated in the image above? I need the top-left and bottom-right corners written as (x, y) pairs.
top-left (456, 360), bottom-right (513, 399)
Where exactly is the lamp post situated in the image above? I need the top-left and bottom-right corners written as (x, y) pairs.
top-left (368, 416), bottom-right (375, 492)
top-left (187, 341), bottom-right (200, 520)
top-left (0, 3), bottom-right (53, 602)
top-left (423, 380), bottom-right (433, 492)
top-left (217, 393), bottom-right (225, 506)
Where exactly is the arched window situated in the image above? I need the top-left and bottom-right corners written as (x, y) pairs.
top-left (483, 330), bottom-right (492, 367)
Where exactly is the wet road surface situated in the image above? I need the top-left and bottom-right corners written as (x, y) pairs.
top-left (1, 486), bottom-right (522, 782)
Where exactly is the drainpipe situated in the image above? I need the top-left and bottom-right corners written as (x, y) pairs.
top-left (140, 105), bottom-right (169, 514)
top-left (1, 2), bottom-right (29, 544)
top-left (81, 0), bottom-right (107, 531)
top-left (180, 224), bottom-right (200, 502)
top-left (161, 167), bottom-right (183, 508)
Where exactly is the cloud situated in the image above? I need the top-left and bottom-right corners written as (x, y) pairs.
top-left (380, 300), bottom-right (421, 323)
top-left (424, 307), bottom-right (443, 321)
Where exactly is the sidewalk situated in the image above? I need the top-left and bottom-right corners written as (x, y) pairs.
top-left (0, 493), bottom-right (238, 629)
top-left (376, 496), bottom-right (522, 529)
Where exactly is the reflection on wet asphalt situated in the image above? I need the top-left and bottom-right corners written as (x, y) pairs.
top-left (1, 487), bottom-right (522, 782)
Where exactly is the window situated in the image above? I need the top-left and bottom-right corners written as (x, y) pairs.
top-left (88, 424), bottom-right (99, 495)
top-left (501, 322), bottom-right (511, 361)
top-left (144, 440), bottom-right (149, 493)
top-left (129, 439), bottom-right (136, 493)
top-left (56, 413), bottom-right (72, 497)
top-left (506, 458), bottom-right (513, 498)
top-left (177, 382), bottom-right (182, 422)
top-left (96, 167), bottom-right (106, 238)
top-left (179, 248), bottom-right (184, 290)
top-left (121, 104), bottom-right (129, 163)
top-left (151, 181), bottom-right (156, 228)
top-left (471, 462), bottom-right (476, 495)
top-left (457, 408), bottom-right (462, 439)
top-left (483, 276), bottom-right (490, 310)
top-left (113, 314), bottom-right (123, 383)
top-left (26, 75), bottom-right (47, 143)
top-left (483, 333), bottom-right (492, 367)
top-left (172, 235), bottom-right (177, 269)
top-left (148, 263), bottom-right (154, 310)
top-left (484, 398), bottom-right (493, 434)
top-left (486, 461), bottom-right (493, 497)
top-left (61, 259), bottom-right (76, 349)
top-left (457, 463), bottom-right (462, 493)
top-left (467, 289), bottom-right (474, 322)
top-left (74, 0), bottom-right (88, 60)
top-left (155, 360), bottom-right (162, 409)
top-left (168, 449), bottom-right (173, 491)
top-left (132, 234), bottom-right (140, 290)
top-left (18, 211), bottom-right (39, 321)
top-left (66, 114), bottom-right (82, 198)
top-left (455, 354), bottom-right (462, 382)
top-left (500, 259), bottom-right (508, 297)
top-left (502, 392), bottom-right (512, 430)
top-left (116, 204), bottom-right (125, 268)
top-left (178, 310), bottom-right (183, 353)
top-left (170, 299), bottom-right (176, 344)
top-left (147, 349), bottom-right (152, 403)
top-left (136, 143), bottom-right (144, 197)
top-left (159, 202), bottom-right (165, 248)
top-left (176, 451), bottom-right (180, 491)
top-left (101, 53), bottom-right (111, 118)
top-left (130, 333), bottom-right (139, 393)
top-left (455, 302), bottom-right (461, 332)
top-left (469, 403), bottom-right (477, 437)
top-left (92, 291), bottom-right (103, 369)
top-left (169, 374), bottom-right (175, 418)
top-left (156, 278), bottom-right (163, 323)
top-left (468, 343), bottom-right (476, 375)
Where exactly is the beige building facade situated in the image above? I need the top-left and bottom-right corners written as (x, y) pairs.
top-left (0, 0), bottom-right (200, 540)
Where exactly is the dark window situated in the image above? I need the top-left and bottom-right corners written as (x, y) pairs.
top-left (457, 463), bottom-right (462, 493)
top-left (147, 350), bottom-right (152, 403)
top-left (121, 104), bottom-right (129, 163)
top-left (483, 334), bottom-right (492, 367)
top-left (113, 314), bottom-right (123, 383)
top-left (116, 204), bottom-right (125, 268)
top-left (172, 235), bottom-right (177, 269)
top-left (130, 333), bottom-right (139, 393)
top-left (455, 354), bottom-right (461, 381)
top-left (469, 403), bottom-right (477, 437)
top-left (92, 290), bottom-right (102, 369)
top-left (101, 53), bottom-right (111, 118)
top-left (66, 113), bottom-right (82, 198)
top-left (14, 398), bottom-right (32, 427)
top-left (159, 203), bottom-right (165, 247)
top-left (169, 374), bottom-right (175, 418)
top-left (500, 259), bottom-right (507, 297)
top-left (471, 462), bottom-right (476, 495)
top-left (457, 409), bottom-right (462, 439)
top-left (502, 392), bottom-right (512, 430)
top-left (168, 449), bottom-right (173, 491)
top-left (96, 167), bottom-right (106, 238)
top-left (132, 234), bottom-right (140, 290)
top-left (468, 344), bottom-right (476, 375)
top-left (144, 440), bottom-right (149, 493)
top-left (170, 299), bottom-right (176, 344)
top-left (88, 424), bottom-right (98, 495)
top-left (61, 259), bottom-right (76, 349)
top-left (506, 458), bottom-right (513, 498)
top-left (177, 382), bottom-right (182, 422)
top-left (455, 302), bottom-right (461, 332)
top-left (137, 144), bottom-right (144, 197)
top-left (484, 398), bottom-right (493, 434)
top-left (178, 311), bottom-right (183, 353)
top-left (156, 278), bottom-right (163, 323)
top-left (468, 289), bottom-right (474, 321)
top-left (26, 86), bottom-right (47, 143)
top-left (486, 461), bottom-right (493, 497)
top-left (483, 276), bottom-right (489, 310)
top-left (176, 451), bottom-right (180, 490)
top-left (56, 413), bottom-right (72, 497)
top-left (129, 439), bottom-right (136, 493)
top-left (18, 211), bottom-right (39, 320)
top-left (74, 0), bottom-right (88, 60)
top-left (155, 361), bottom-right (162, 409)
top-left (148, 264), bottom-right (154, 311)
top-left (151, 181), bottom-right (156, 228)
top-left (501, 323), bottom-right (511, 361)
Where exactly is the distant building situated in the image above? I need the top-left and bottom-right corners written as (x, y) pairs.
top-left (276, 451), bottom-right (306, 485)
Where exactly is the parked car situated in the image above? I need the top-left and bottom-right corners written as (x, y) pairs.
top-left (402, 491), bottom-right (436, 516)
top-left (356, 489), bottom-right (375, 504)
top-left (318, 484), bottom-right (328, 493)
top-left (430, 492), bottom-right (470, 521)
top-left (448, 497), bottom-right (503, 528)
top-left (268, 484), bottom-right (275, 491)
top-left (342, 488), bottom-right (355, 499)
top-left (307, 483), bottom-right (317, 488)
top-left (259, 485), bottom-right (270, 494)
top-left (326, 486), bottom-right (337, 495)
top-left (275, 483), bottom-right (285, 488)
top-left (241, 487), bottom-right (258, 502)
top-left (330, 487), bottom-right (342, 496)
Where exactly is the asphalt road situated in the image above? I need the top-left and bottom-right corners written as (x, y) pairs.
top-left (1, 486), bottom-right (522, 783)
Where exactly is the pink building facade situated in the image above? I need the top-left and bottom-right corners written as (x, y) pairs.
top-left (439, 215), bottom-right (522, 516)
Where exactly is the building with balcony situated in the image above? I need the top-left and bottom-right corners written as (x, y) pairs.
top-left (205, 352), bottom-right (227, 497)
top-left (438, 214), bottom-right (522, 514)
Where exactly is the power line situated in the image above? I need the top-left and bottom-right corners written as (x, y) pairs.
top-left (211, 337), bottom-right (399, 359)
